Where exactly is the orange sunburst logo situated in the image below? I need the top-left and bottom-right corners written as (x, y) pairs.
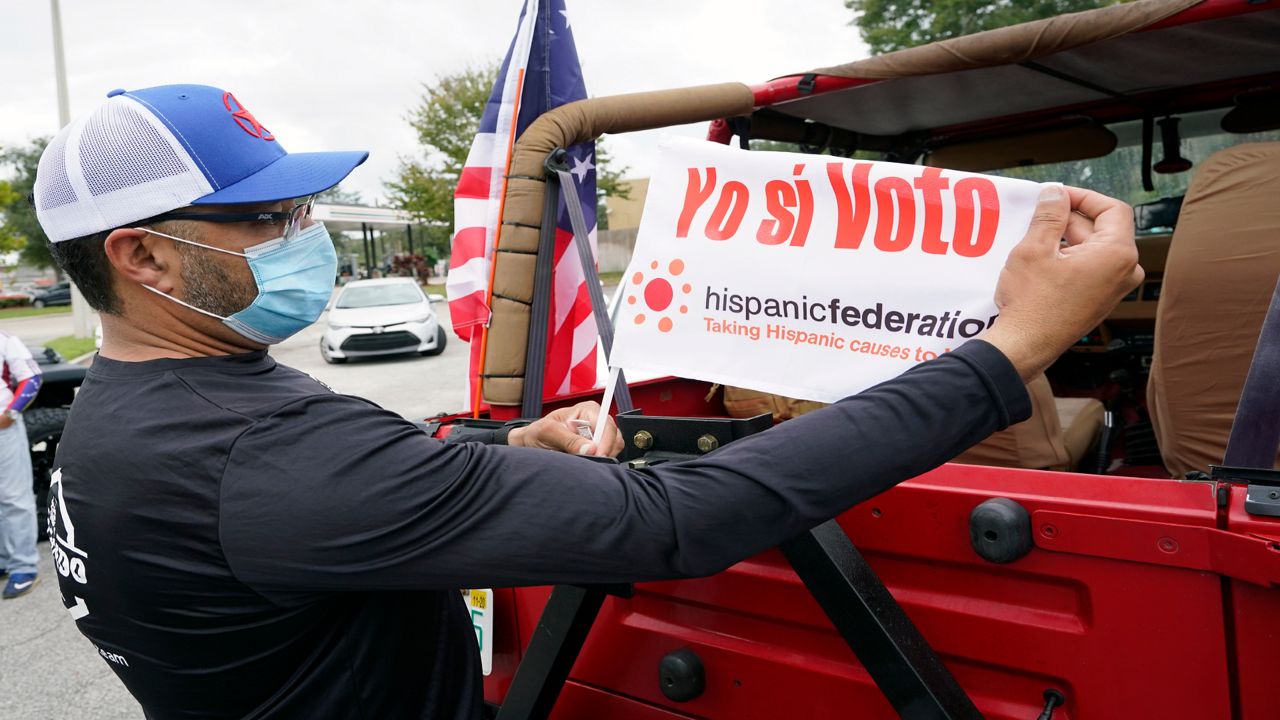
top-left (628, 258), bottom-right (692, 333)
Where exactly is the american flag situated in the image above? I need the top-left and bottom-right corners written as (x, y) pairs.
top-left (447, 0), bottom-right (598, 409)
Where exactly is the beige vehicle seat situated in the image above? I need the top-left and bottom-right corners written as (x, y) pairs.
top-left (1148, 142), bottom-right (1280, 478)
top-left (723, 374), bottom-right (1104, 472)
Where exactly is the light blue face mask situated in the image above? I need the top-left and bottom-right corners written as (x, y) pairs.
top-left (139, 221), bottom-right (337, 345)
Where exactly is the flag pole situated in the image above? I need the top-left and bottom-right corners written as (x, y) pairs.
top-left (590, 366), bottom-right (620, 447)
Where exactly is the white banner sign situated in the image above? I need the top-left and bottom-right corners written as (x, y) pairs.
top-left (609, 136), bottom-right (1044, 403)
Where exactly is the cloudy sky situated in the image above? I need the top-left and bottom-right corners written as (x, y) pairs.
top-left (0, 0), bottom-right (866, 204)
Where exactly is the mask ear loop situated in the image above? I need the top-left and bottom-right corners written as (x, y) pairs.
top-left (138, 284), bottom-right (229, 321)
top-left (133, 227), bottom-right (240, 321)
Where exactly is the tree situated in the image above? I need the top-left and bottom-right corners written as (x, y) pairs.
top-left (387, 63), bottom-right (629, 233)
top-left (592, 140), bottom-right (629, 230)
top-left (315, 184), bottom-right (368, 257)
top-left (0, 138), bottom-right (55, 269)
top-left (750, 139), bottom-right (802, 153)
top-left (845, 0), bottom-right (1118, 55)
top-left (0, 180), bottom-right (28, 254)
top-left (386, 64), bottom-right (496, 230)
top-left (317, 184), bottom-right (363, 206)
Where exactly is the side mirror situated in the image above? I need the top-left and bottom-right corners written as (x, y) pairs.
top-left (427, 293), bottom-right (445, 303)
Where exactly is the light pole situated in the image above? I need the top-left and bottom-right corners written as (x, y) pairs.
top-left (50, 0), bottom-right (94, 339)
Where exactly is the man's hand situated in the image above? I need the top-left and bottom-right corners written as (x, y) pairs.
top-left (507, 401), bottom-right (625, 458)
top-left (0, 414), bottom-right (13, 430)
top-left (982, 184), bottom-right (1144, 380)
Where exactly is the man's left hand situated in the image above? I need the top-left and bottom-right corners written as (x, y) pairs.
top-left (0, 414), bottom-right (14, 430)
top-left (508, 402), bottom-right (624, 458)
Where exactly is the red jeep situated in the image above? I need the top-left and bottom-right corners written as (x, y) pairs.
top-left (432, 2), bottom-right (1280, 717)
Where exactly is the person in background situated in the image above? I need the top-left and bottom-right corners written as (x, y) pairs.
top-left (0, 329), bottom-right (42, 599)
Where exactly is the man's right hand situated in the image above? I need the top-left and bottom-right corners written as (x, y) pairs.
top-left (981, 183), bottom-right (1144, 380)
top-left (507, 401), bottom-right (625, 458)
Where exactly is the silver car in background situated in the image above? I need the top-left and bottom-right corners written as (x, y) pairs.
top-left (320, 278), bottom-right (447, 364)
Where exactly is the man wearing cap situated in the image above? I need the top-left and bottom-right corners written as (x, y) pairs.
top-left (36, 84), bottom-right (1141, 719)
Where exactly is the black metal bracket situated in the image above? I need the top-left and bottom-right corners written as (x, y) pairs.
top-left (780, 523), bottom-right (982, 719)
top-left (727, 117), bottom-right (751, 149)
top-left (493, 583), bottom-right (634, 720)
top-left (1212, 465), bottom-right (1280, 517)
top-left (491, 413), bottom-right (984, 720)
top-left (615, 410), bottom-right (771, 462)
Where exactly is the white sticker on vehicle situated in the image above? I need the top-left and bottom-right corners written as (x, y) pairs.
top-left (463, 588), bottom-right (494, 675)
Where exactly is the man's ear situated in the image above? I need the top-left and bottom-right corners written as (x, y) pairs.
top-left (104, 228), bottom-right (179, 293)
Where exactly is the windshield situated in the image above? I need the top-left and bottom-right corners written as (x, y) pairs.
top-left (987, 109), bottom-right (1280, 209)
top-left (336, 284), bottom-right (424, 309)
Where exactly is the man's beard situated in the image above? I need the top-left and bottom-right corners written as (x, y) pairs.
top-left (176, 243), bottom-right (258, 318)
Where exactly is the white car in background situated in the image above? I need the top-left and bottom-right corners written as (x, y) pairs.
top-left (320, 278), bottom-right (446, 364)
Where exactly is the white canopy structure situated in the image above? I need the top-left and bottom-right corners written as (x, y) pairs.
top-left (313, 203), bottom-right (438, 279)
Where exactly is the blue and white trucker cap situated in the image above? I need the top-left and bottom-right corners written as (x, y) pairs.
top-left (34, 84), bottom-right (368, 243)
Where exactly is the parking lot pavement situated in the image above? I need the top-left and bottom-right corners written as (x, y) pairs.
top-left (0, 311), bottom-right (76, 349)
top-left (0, 543), bottom-right (143, 719)
top-left (272, 300), bottom-right (470, 421)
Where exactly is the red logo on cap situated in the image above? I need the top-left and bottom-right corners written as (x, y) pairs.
top-left (222, 92), bottom-right (274, 141)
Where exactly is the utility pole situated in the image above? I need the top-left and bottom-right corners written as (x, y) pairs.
top-left (51, 0), bottom-right (94, 339)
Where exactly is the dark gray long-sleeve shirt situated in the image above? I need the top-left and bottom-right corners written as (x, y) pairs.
top-left (51, 341), bottom-right (1029, 719)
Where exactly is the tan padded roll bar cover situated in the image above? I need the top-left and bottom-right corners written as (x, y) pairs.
top-left (1148, 142), bottom-right (1280, 478)
top-left (805, 0), bottom-right (1199, 80)
top-left (482, 83), bottom-right (756, 405)
top-left (504, 84), bottom-right (756, 181)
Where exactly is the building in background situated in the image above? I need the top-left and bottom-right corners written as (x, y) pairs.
top-left (599, 178), bottom-right (649, 273)
top-left (603, 178), bottom-right (649, 230)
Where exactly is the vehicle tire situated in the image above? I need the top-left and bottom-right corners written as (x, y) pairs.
top-left (27, 407), bottom-right (69, 541)
top-left (320, 338), bottom-right (346, 364)
top-left (32, 299), bottom-right (45, 309)
top-left (420, 326), bottom-right (447, 357)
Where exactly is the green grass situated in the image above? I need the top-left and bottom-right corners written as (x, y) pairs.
top-left (46, 335), bottom-right (97, 360)
top-left (0, 305), bottom-right (72, 319)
